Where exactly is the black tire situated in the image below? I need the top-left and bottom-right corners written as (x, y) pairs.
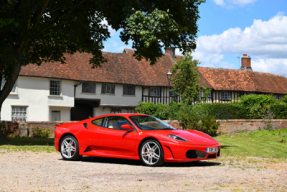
top-left (139, 139), bottom-right (164, 166)
top-left (60, 135), bottom-right (82, 161)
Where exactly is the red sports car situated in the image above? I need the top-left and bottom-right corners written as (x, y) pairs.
top-left (54, 114), bottom-right (220, 166)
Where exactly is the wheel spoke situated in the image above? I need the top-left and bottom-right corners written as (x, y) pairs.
top-left (71, 147), bottom-right (76, 152)
top-left (153, 153), bottom-right (160, 159)
top-left (148, 156), bottom-right (153, 164)
top-left (67, 150), bottom-right (71, 157)
top-left (63, 140), bottom-right (69, 147)
top-left (146, 143), bottom-right (151, 150)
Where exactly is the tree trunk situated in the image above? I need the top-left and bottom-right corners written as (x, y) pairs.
top-left (0, 63), bottom-right (22, 140)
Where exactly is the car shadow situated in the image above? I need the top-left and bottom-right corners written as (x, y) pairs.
top-left (59, 156), bottom-right (221, 167)
top-left (220, 145), bottom-right (233, 149)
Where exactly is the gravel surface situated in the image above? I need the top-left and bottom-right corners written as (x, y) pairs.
top-left (0, 150), bottom-right (286, 192)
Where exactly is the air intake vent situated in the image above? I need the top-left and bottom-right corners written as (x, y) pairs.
top-left (186, 150), bottom-right (207, 159)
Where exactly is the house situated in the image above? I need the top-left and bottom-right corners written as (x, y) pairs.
top-left (1, 48), bottom-right (287, 121)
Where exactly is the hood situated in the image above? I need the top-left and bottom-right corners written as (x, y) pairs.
top-left (166, 130), bottom-right (218, 145)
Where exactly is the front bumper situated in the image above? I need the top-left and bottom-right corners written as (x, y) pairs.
top-left (160, 140), bottom-right (220, 163)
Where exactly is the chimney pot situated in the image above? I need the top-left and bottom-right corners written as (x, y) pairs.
top-left (240, 54), bottom-right (252, 71)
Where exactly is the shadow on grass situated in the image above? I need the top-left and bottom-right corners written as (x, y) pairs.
top-left (220, 145), bottom-right (234, 149)
top-left (60, 156), bottom-right (221, 168)
top-left (0, 137), bottom-right (54, 146)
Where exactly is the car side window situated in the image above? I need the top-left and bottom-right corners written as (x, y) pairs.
top-left (104, 116), bottom-right (132, 131)
top-left (91, 118), bottom-right (104, 127)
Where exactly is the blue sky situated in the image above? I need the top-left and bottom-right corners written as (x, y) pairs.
top-left (103, 0), bottom-right (287, 76)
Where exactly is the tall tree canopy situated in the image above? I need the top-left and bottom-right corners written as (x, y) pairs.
top-left (0, 0), bottom-right (205, 138)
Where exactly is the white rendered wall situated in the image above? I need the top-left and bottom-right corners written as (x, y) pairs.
top-left (1, 76), bottom-right (74, 121)
top-left (76, 83), bottom-right (142, 107)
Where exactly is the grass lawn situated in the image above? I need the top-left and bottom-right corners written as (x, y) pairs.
top-left (0, 129), bottom-right (286, 159)
top-left (215, 128), bottom-right (287, 159)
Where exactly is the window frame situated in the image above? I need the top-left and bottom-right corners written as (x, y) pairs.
top-left (221, 91), bottom-right (232, 101)
top-left (123, 85), bottom-right (135, 95)
top-left (82, 82), bottom-right (96, 94)
top-left (51, 110), bottom-right (61, 121)
top-left (149, 87), bottom-right (161, 97)
top-left (101, 83), bottom-right (115, 94)
top-left (91, 117), bottom-right (105, 127)
top-left (49, 80), bottom-right (61, 96)
top-left (110, 108), bottom-right (122, 114)
top-left (1, 78), bottom-right (17, 93)
top-left (103, 116), bottom-right (134, 131)
top-left (11, 106), bottom-right (27, 121)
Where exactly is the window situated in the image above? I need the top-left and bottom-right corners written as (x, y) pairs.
top-left (1, 78), bottom-right (16, 93)
top-left (104, 116), bottom-right (132, 130)
top-left (82, 82), bottom-right (96, 93)
top-left (150, 87), bottom-right (160, 97)
top-left (169, 90), bottom-right (175, 97)
top-left (274, 94), bottom-right (279, 100)
top-left (91, 118), bottom-right (104, 126)
top-left (111, 108), bottom-right (122, 114)
top-left (50, 80), bottom-right (61, 95)
top-left (123, 85), bottom-right (135, 95)
top-left (199, 90), bottom-right (211, 99)
top-left (101, 83), bottom-right (115, 94)
top-left (51, 111), bottom-right (61, 121)
top-left (12, 106), bottom-right (27, 121)
top-left (221, 91), bottom-right (231, 101)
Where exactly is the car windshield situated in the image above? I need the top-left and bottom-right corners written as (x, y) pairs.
top-left (129, 116), bottom-right (176, 130)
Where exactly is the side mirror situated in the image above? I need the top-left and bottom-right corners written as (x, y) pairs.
top-left (169, 124), bottom-right (174, 127)
top-left (121, 124), bottom-right (133, 131)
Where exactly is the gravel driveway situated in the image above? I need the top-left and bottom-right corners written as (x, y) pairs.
top-left (0, 150), bottom-right (286, 192)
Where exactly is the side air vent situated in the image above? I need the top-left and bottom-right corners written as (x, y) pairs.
top-left (83, 123), bottom-right (88, 129)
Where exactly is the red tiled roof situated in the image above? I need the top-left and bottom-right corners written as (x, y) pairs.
top-left (20, 49), bottom-right (175, 87)
top-left (198, 67), bottom-right (287, 94)
top-left (20, 49), bottom-right (287, 94)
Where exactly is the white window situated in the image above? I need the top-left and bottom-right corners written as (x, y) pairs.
top-left (150, 87), bottom-right (161, 97)
top-left (221, 91), bottom-right (231, 101)
top-left (101, 83), bottom-right (115, 94)
top-left (52, 111), bottom-right (61, 121)
top-left (169, 90), bottom-right (175, 97)
top-left (82, 82), bottom-right (96, 93)
top-left (123, 85), bottom-right (135, 95)
top-left (12, 106), bottom-right (27, 121)
top-left (50, 80), bottom-right (61, 95)
top-left (1, 78), bottom-right (16, 93)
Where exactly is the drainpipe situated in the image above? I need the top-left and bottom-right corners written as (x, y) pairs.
top-left (74, 81), bottom-right (83, 101)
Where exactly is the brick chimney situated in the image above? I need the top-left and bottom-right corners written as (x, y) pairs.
top-left (240, 54), bottom-right (252, 71)
top-left (165, 47), bottom-right (175, 59)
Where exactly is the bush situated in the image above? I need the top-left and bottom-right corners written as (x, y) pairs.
top-left (282, 94), bottom-right (287, 103)
top-left (272, 102), bottom-right (287, 119)
top-left (199, 103), bottom-right (245, 119)
top-left (135, 102), bottom-right (181, 120)
top-left (239, 94), bottom-right (277, 119)
top-left (32, 127), bottom-right (51, 138)
top-left (177, 104), bottom-right (220, 135)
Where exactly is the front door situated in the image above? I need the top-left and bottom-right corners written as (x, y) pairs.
top-left (96, 116), bottom-right (137, 156)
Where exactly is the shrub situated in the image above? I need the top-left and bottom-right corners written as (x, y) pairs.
top-left (282, 94), bottom-right (287, 103)
top-left (239, 94), bottom-right (277, 119)
top-left (272, 102), bottom-right (287, 119)
top-left (1, 121), bottom-right (7, 136)
top-left (32, 127), bottom-right (51, 138)
top-left (198, 115), bottom-right (220, 136)
top-left (199, 102), bottom-right (245, 119)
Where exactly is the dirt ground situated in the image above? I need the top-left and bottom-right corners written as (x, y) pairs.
top-left (0, 150), bottom-right (286, 192)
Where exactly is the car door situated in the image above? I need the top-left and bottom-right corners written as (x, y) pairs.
top-left (96, 116), bottom-right (138, 156)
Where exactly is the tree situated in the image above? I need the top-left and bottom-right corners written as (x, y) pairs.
top-left (171, 53), bottom-right (210, 103)
top-left (0, 0), bottom-right (205, 139)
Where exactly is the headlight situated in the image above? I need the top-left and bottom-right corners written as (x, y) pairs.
top-left (168, 134), bottom-right (188, 142)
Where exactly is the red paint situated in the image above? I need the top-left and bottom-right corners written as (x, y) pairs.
top-left (54, 113), bottom-right (220, 163)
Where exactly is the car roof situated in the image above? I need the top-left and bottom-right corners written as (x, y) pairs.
top-left (89, 113), bottom-right (150, 120)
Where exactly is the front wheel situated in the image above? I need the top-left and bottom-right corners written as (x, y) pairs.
top-left (60, 135), bottom-right (82, 161)
top-left (140, 139), bottom-right (164, 166)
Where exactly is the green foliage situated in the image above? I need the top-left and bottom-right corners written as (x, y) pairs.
top-left (1, 121), bottom-right (7, 136)
top-left (135, 102), bottom-right (181, 120)
top-left (177, 104), bottom-right (219, 136)
top-left (239, 94), bottom-right (277, 119)
top-left (282, 94), bottom-right (287, 103)
top-left (199, 103), bottom-right (246, 119)
top-left (171, 53), bottom-right (210, 103)
top-left (198, 115), bottom-right (220, 136)
top-left (272, 102), bottom-right (287, 119)
top-left (32, 127), bottom-right (51, 138)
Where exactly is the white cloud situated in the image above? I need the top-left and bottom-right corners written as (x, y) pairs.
top-left (213, 0), bottom-right (257, 7)
top-left (196, 13), bottom-right (287, 59)
top-left (252, 58), bottom-right (287, 75)
top-left (101, 19), bottom-right (117, 37)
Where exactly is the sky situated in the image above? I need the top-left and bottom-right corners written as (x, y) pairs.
top-left (103, 0), bottom-right (287, 76)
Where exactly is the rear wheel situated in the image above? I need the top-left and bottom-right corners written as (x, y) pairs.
top-left (60, 135), bottom-right (82, 161)
top-left (140, 139), bottom-right (164, 166)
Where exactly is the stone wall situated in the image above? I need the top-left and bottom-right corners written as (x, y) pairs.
top-left (2, 119), bottom-right (287, 137)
